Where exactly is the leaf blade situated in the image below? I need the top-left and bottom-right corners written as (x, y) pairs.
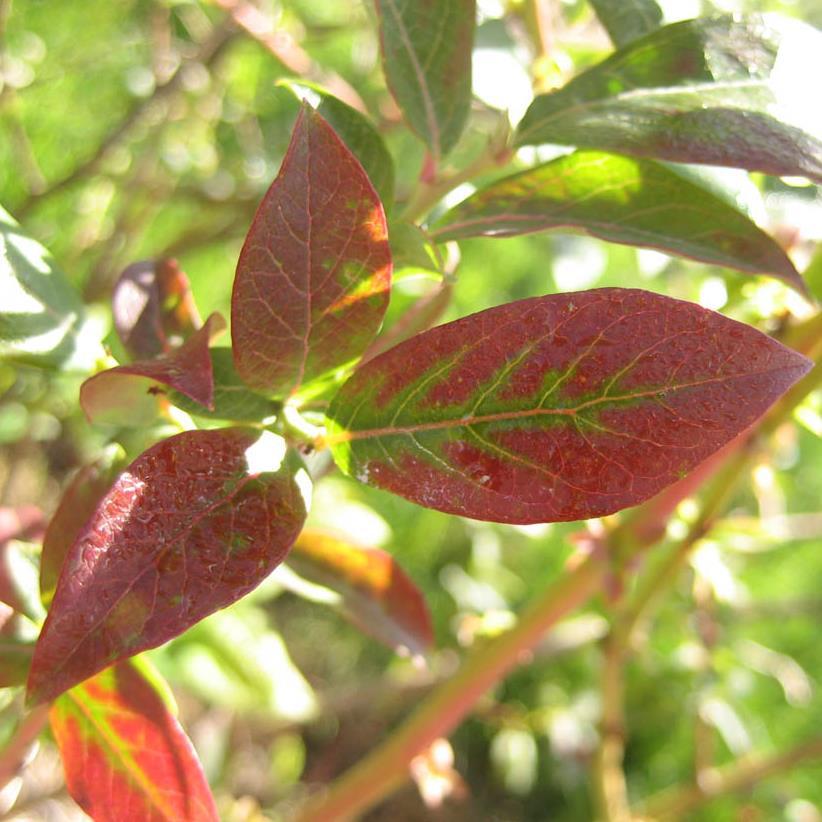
top-left (50, 659), bottom-right (218, 822)
top-left (375, 0), bottom-right (476, 161)
top-left (27, 428), bottom-right (309, 704)
top-left (515, 17), bottom-right (822, 182)
top-left (326, 288), bottom-right (811, 524)
top-left (433, 151), bottom-right (805, 291)
top-left (231, 105), bottom-right (392, 397)
top-left (589, 0), bottom-right (662, 47)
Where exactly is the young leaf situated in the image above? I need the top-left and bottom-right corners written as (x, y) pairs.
top-left (433, 151), bottom-right (805, 292)
top-left (284, 529), bottom-right (434, 656)
top-left (375, 0), bottom-right (476, 162)
top-left (231, 105), bottom-right (392, 398)
top-left (167, 348), bottom-right (281, 422)
top-left (51, 659), bottom-right (218, 822)
top-left (40, 453), bottom-right (124, 607)
top-left (0, 206), bottom-right (103, 370)
top-left (27, 428), bottom-right (309, 704)
top-left (112, 258), bottom-right (203, 360)
top-left (515, 17), bottom-right (822, 183)
top-left (80, 313), bottom-right (224, 426)
top-left (589, 0), bottom-right (662, 47)
top-left (280, 80), bottom-right (396, 206)
top-left (325, 288), bottom-right (811, 524)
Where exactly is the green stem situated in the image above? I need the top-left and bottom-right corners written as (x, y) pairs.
top-left (295, 555), bottom-right (606, 821)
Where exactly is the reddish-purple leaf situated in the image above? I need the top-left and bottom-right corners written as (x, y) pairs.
top-left (326, 288), bottom-right (812, 524)
top-left (51, 659), bottom-right (218, 822)
top-left (27, 428), bottom-right (309, 704)
top-left (231, 104), bottom-right (392, 398)
top-left (113, 258), bottom-right (203, 360)
top-left (285, 529), bottom-right (433, 656)
top-left (80, 313), bottom-right (224, 426)
top-left (40, 454), bottom-right (123, 607)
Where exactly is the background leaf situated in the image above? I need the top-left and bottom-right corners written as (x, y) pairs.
top-left (433, 151), bottom-right (805, 291)
top-left (515, 17), bottom-right (822, 182)
top-left (0, 206), bottom-right (103, 370)
top-left (375, 0), bottom-right (476, 162)
top-left (589, 0), bottom-right (662, 46)
top-left (79, 312), bottom-right (224, 426)
top-left (283, 529), bottom-right (434, 657)
top-left (27, 428), bottom-right (309, 704)
top-left (326, 288), bottom-right (811, 524)
top-left (50, 658), bottom-right (218, 822)
top-left (231, 105), bottom-right (392, 398)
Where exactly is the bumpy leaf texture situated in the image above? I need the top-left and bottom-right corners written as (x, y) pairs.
top-left (285, 529), bottom-right (433, 656)
top-left (27, 428), bottom-right (309, 704)
top-left (433, 151), bottom-right (805, 292)
top-left (112, 259), bottom-right (202, 360)
top-left (515, 17), bottom-right (822, 182)
top-left (51, 659), bottom-right (218, 822)
top-left (231, 104), bottom-right (391, 398)
top-left (375, 0), bottom-right (475, 162)
top-left (80, 313), bottom-right (224, 426)
top-left (326, 288), bottom-right (811, 524)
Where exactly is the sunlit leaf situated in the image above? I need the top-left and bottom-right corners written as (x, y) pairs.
top-left (27, 428), bottom-right (310, 704)
top-left (589, 0), bottom-right (662, 46)
top-left (80, 313), bottom-right (224, 426)
top-left (0, 206), bottom-right (104, 370)
top-left (112, 258), bottom-right (203, 360)
top-left (51, 659), bottom-right (218, 822)
top-left (515, 17), bottom-right (822, 182)
top-left (375, 0), bottom-right (476, 162)
top-left (326, 288), bottom-right (811, 524)
top-left (280, 80), bottom-right (396, 206)
top-left (231, 105), bottom-right (392, 398)
top-left (284, 529), bottom-right (434, 656)
top-left (433, 151), bottom-right (805, 292)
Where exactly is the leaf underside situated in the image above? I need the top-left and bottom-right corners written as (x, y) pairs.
top-left (434, 151), bottom-right (805, 292)
top-left (326, 288), bottom-right (811, 524)
top-left (231, 105), bottom-right (391, 398)
top-left (28, 428), bottom-right (308, 704)
top-left (515, 16), bottom-right (822, 183)
top-left (51, 659), bottom-right (218, 822)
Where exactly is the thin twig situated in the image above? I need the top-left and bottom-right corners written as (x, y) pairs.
top-left (0, 704), bottom-right (50, 791)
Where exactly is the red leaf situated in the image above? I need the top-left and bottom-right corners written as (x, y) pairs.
top-left (113, 258), bottom-right (203, 360)
top-left (27, 428), bottom-right (309, 704)
top-left (285, 529), bottom-right (433, 656)
top-left (326, 288), bottom-right (812, 524)
top-left (231, 104), bottom-right (392, 398)
top-left (40, 454), bottom-right (124, 607)
top-left (80, 313), bottom-right (224, 426)
top-left (51, 659), bottom-right (218, 822)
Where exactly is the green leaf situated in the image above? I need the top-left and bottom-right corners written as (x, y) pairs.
top-left (589, 0), bottom-right (662, 47)
top-left (0, 206), bottom-right (104, 370)
top-left (433, 151), bottom-right (806, 292)
top-left (280, 80), bottom-right (396, 207)
top-left (375, 0), bottom-right (476, 162)
top-left (515, 17), bottom-right (822, 183)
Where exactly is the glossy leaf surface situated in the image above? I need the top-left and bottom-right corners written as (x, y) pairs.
top-left (285, 529), bottom-right (433, 656)
top-left (80, 313), bottom-right (224, 426)
top-left (0, 206), bottom-right (103, 370)
top-left (281, 80), bottom-right (395, 206)
top-left (28, 428), bottom-right (309, 704)
top-left (112, 259), bottom-right (202, 360)
top-left (232, 105), bottom-right (391, 397)
top-left (326, 289), bottom-right (811, 524)
top-left (375, 0), bottom-right (475, 161)
top-left (40, 453), bottom-right (123, 607)
top-left (51, 659), bottom-right (218, 822)
top-left (589, 0), bottom-right (662, 46)
top-left (168, 348), bottom-right (281, 422)
top-left (434, 151), bottom-right (805, 291)
top-left (515, 17), bottom-right (822, 182)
